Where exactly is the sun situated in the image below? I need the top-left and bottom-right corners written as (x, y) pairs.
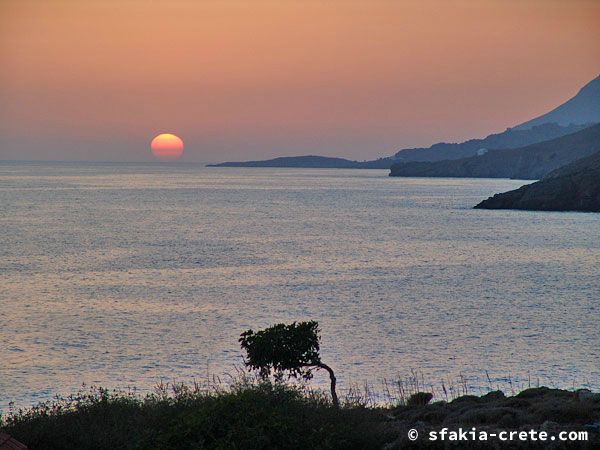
top-left (150, 133), bottom-right (184, 161)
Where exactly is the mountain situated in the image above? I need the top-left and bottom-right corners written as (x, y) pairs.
top-left (391, 123), bottom-right (590, 163)
top-left (207, 155), bottom-right (392, 169)
top-left (209, 75), bottom-right (600, 169)
top-left (390, 123), bottom-right (600, 180)
top-left (514, 75), bottom-right (600, 130)
top-left (392, 75), bottom-right (600, 163)
top-left (208, 123), bottom-right (586, 169)
top-left (474, 150), bottom-right (600, 212)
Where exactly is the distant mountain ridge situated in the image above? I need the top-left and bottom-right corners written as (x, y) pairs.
top-left (389, 123), bottom-right (600, 180)
top-left (474, 150), bottom-right (600, 212)
top-left (392, 75), bottom-right (600, 163)
top-left (514, 75), bottom-right (600, 130)
top-left (208, 75), bottom-right (600, 169)
top-left (391, 123), bottom-right (589, 163)
top-left (207, 122), bottom-right (590, 169)
top-left (207, 122), bottom-right (588, 169)
top-left (207, 155), bottom-right (392, 169)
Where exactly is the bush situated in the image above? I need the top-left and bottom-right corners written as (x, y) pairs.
top-left (1, 383), bottom-right (394, 450)
top-left (406, 392), bottom-right (433, 406)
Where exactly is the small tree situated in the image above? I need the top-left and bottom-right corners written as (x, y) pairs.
top-left (239, 321), bottom-right (339, 407)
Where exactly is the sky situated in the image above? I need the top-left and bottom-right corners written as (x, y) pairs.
top-left (1, 0), bottom-right (599, 163)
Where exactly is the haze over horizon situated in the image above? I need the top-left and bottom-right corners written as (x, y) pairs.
top-left (1, 0), bottom-right (599, 163)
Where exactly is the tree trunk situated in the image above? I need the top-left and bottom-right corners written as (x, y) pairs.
top-left (315, 362), bottom-right (339, 408)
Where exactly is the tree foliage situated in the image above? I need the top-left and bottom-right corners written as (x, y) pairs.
top-left (239, 321), bottom-right (322, 381)
top-left (239, 321), bottom-right (339, 407)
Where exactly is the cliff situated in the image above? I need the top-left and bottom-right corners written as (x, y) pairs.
top-left (475, 151), bottom-right (600, 212)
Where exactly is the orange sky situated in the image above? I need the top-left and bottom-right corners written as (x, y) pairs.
top-left (1, 0), bottom-right (599, 162)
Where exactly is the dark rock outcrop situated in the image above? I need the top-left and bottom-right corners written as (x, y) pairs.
top-left (475, 151), bottom-right (600, 211)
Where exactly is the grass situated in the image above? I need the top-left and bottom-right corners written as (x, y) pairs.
top-left (0, 379), bottom-right (394, 450)
top-left (1, 375), bottom-right (599, 449)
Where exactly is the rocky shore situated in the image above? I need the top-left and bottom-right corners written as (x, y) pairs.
top-left (475, 151), bottom-right (600, 211)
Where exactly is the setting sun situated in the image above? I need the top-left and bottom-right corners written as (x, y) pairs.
top-left (150, 133), bottom-right (184, 161)
top-left (2, 2), bottom-right (599, 445)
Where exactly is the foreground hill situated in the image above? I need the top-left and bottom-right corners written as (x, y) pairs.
top-left (475, 151), bottom-right (600, 212)
top-left (514, 75), bottom-right (600, 130)
top-left (207, 155), bottom-right (392, 169)
top-left (2, 384), bottom-right (599, 449)
top-left (390, 123), bottom-right (600, 180)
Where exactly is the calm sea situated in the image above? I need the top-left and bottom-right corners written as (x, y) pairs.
top-left (1, 161), bottom-right (598, 409)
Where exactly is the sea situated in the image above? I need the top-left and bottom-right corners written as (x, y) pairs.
top-left (1, 161), bottom-right (598, 410)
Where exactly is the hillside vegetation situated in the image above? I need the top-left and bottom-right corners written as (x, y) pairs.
top-left (2, 383), bottom-right (599, 449)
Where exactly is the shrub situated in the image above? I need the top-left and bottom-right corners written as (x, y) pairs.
top-left (407, 392), bottom-right (433, 406)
